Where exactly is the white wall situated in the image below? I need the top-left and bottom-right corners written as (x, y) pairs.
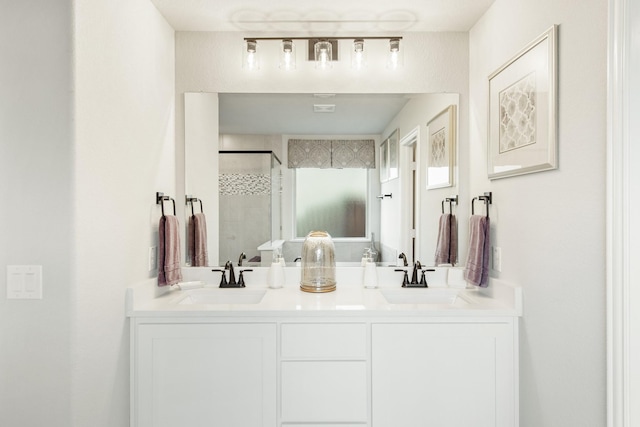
top-left (0, 1), bottom-right (74, 425)
top-left (73, 0), bottom-right (175, 426)
top-left (469, 0), bottom-right (607, 425)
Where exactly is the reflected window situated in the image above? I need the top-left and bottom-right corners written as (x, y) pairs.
top-left (295, 169), bottom-right (367, 238)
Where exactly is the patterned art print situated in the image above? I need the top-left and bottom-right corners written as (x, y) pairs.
top-left (430, 127), bottom-right (447, 167)
top-left (219, 173), bottom-right (271, 196)
top-left (498, 72), bottom-right (537, 153)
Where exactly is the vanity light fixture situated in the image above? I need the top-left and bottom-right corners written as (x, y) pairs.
top-left (387, 38), bottom-right (403, 69)
top-left (351, 39), bottom-right (367, 70)
top-left (242, 39), bottom-right (259, 71)
top-left (314, 40), bottom-right (333, 69)
top-left (242, 36), bottom-right (403, 70)
top-left (279, 39), bottom-right (296, 70)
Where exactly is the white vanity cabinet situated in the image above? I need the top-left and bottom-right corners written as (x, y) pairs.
top-left (372, 321), bottom-right (518, 427)
top-left (132, 322), bottom-right (277, 427)
top-left (128, 278), bottom-right (521, 427)
top-left (131, 317), bottom-right (517, 427)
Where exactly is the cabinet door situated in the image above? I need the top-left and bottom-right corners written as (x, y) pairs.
top-left (372, 322), bottom-right (516, 427)
top-left (134, 323), bottom-right (276, 427)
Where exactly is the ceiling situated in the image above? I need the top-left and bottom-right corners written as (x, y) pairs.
top-left (156, 0), bottom-right (494, 134)
top-left (219, 93), bottom-right (413, 134)
top-left (150, 0), bottom-right (495, 33)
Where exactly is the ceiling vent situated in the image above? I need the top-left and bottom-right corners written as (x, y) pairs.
top-left (313, 104), bottom-right (336, 113)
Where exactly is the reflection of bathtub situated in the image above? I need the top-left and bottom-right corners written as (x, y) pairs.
top-left (282, 240), bottom-right (382, 264)
top-left (257, 240), bottom-right (285, 266)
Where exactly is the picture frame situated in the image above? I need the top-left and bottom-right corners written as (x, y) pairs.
top-left (426, 105), bottom-right (456, 189)
top-left (487, 25), bottom-right (558, 180)
top-left (387, 129), bottom-right (399, 180)
top-left (379, 139), bottom-right (388, 182)
top-left (379, 129), bottom-right (399, 182)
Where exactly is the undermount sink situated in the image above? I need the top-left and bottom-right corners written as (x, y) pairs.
top-left (179, 288), bottom-right (267, 305)
top-left (379, 288), bottom-right (466, 305)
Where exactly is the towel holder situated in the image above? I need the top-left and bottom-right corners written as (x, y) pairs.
top-left (441, 195), bottom-right (458, 214)
top-left (156, 192), bottom-right (176, 216)
top-left (471, 192), bottom-right (492, 218)
top-left (376, 193), bottom-right (393, 200)
top-left (186, 195), bottom-right (204, 216)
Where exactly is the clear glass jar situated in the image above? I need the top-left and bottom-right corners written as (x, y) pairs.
top-left (300, 231), bottom-right (336, 293)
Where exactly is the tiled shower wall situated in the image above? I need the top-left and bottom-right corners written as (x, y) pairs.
top-left (218, 152), bottom-right (272, 265)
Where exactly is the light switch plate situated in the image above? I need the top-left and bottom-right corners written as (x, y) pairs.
top-left (7, 265), bottom-right (43, 299)
top-left (148, 246), bottom-right (157, 272)
top-left (492, 247), bottom-right (502, 272)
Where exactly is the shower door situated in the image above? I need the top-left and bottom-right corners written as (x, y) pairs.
top-left (218, 151), bottom-right (281, 266)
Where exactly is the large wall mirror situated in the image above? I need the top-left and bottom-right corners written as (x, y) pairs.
top-left (185, 92), bottom-right (461, 267)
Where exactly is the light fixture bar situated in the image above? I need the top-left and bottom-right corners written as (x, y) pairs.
top-left (244, 36), bottom-right (403, 41)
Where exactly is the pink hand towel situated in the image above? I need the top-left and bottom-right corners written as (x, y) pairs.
top-left (188, 213), bottom-right (208, 267)
top-left (434, 214), bottom-right (459, 266)
top-left (464, 215), bottom-right (490, 287)
top-left (158, 215), bottom-right (182, 286)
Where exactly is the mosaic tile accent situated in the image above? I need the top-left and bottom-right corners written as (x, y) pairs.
top-left (219, 173), bottom-right (271, 196)
top-left (499, 72), bottom-right (537, 153)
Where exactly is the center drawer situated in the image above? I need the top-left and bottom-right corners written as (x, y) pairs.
top-left (280, 323), bottom-right (367, 359)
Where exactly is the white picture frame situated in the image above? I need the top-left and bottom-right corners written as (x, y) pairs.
top-left (426, 105), bottom-right (456, 189)
top-left (488, 25), bottom-right (558, 180)
top-left (379, 129), bottom-right (399, 182)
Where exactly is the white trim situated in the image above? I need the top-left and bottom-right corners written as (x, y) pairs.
top-left (607, 0), bottom-right (631, 425)
top-left (400, 126), bottom-right (420, 262)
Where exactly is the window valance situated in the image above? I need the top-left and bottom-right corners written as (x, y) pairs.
top-left (288, 139), bottom-right (375, 169)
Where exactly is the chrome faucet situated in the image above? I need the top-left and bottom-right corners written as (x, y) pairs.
top-left (238, 252), bottom-right (246, 266)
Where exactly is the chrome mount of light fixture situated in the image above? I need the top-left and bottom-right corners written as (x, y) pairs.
top-left (242, 36), bottom-right (403, 71)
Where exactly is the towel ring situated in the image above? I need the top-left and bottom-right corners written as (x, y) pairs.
top-left (471, 192), bottom-right (492, 218)
top-left (441, 195), bottom-right (458, 214)
top-left (156, 192), bottom-right (176, 216)
top-left (186, 196), bottom-right (204, 216)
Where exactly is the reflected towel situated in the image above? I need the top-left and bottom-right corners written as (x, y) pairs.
top-left (463, 215), bottom-right (490, 287)
top-left (188, 213), bottom-right (208, 267)
top-left (434, 214), bottom-right (458, 266)
top-left (158, 215), bottom-right (182, 286)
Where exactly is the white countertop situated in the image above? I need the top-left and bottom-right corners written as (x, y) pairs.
top-left (126, 266), bottom-right (522, 318)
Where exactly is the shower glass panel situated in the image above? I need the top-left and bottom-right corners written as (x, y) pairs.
top-left (218, 151), bottom-right (282, 266)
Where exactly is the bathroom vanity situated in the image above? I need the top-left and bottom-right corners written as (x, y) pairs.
top-left (127, 267), bottom-right (521, 427)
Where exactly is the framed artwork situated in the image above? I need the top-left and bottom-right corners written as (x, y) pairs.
top-left (379, 139), bottom-right (388, 182)
top-left (426, 105), bottom-right (456, 189)
top-left (488, 25), bottom-right (558, 180)
top-left (379, 129), bottom-right (399, 182)
top-left (387, 129), bottom-right (399, 180)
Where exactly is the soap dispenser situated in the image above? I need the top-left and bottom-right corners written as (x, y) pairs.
top-left (268, 248), bottom-right (285, 289)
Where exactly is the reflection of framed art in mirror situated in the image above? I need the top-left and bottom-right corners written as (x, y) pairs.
top-left (379, 139), bottom-right (388, 182)
top-left (426, 105), bottom-right (456, 189)
top-left (387, 129), bottom-right (399, 180)
top-left (380, 129), bottom-right (399, 183)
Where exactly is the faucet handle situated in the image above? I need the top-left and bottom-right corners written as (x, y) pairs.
top-left (237, 269), bottom-right (253, 287)
top-left (394, 269), bottom-right (410, 287)
top-left (419, 268), bottom-right (436, 287)
top-left (212, 269), bottom-right (227, 287)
